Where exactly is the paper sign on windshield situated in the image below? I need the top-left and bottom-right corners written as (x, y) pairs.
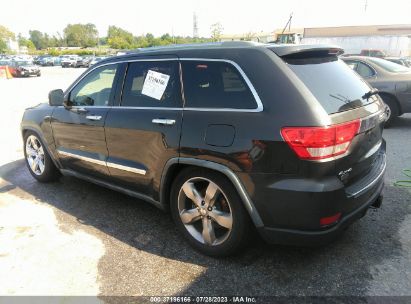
top-left (141, 70), bottom-right (170, 100)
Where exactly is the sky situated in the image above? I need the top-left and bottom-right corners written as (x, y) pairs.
top-left (2, 0), bottom-right (411, 38)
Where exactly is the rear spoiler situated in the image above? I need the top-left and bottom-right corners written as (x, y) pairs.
top-left (267, 44), bottom-right (344, 57)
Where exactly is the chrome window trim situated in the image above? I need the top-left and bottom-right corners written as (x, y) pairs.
top-left (66, 62), bottom-right (120, 104)
top-left (64, 57), bottom-right (264, 113)
top-left (57, 149), bottom-right (147, 175)
top-left (179, 58), bottom-right (263, 112)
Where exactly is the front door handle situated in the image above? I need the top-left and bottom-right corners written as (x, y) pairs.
top-left (86, 115), bottom-right (102, 121)
top-left (72, 107), bottom-right (88, 114)
top-left (152, 118), bottom-right (176, 126)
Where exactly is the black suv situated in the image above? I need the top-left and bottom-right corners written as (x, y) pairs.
top-left (21, 42), bottom-right (386, 256)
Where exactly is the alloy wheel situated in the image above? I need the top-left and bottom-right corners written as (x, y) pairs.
top-left (25, 135), bottom-right (45, 176)
top-left (177, 177), bottom-right (233, 246)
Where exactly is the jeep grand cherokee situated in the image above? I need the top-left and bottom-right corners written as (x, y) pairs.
top-left (21, 42), bottom-right (386, 256)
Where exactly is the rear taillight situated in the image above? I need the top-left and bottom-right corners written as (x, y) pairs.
top-left (281, 119), bottom-right (360, 160)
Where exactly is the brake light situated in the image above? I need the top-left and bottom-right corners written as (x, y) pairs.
top-left (281, 119), bottom-right (360, 160)
top-left (320, 212), bottom-right (342, 227)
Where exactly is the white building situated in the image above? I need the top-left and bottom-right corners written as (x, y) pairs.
top-left (220, 29), bottom-right (304, 44)
top-left (6, 38), bottom-right (19, 52)
top-left (302, 24), bottom-right (411, 57)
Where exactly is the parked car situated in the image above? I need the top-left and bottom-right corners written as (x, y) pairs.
top-left (342, 56), bottom-right (411, 126)
top-left (21, 42), bottom-right (386, 256)
top-left (61, 56), bottom-right (80, 68)
top-left (384, 57), bottom-right (411, 68)
top-left (9, 61), bottom-right (40, 77)
top-left (74, 56), bottom-right (91, 68)
top-left (0, 59), bottom-right (11, 66)
top-left (89, 56), bottom-right (107, 66)
top-left (36, 55), bottom-right (54, 66)
top-left (52, 56), bottom-right (62, 66)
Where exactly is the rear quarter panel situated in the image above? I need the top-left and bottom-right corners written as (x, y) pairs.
top-left (179, 47), bottom-right (330, 175)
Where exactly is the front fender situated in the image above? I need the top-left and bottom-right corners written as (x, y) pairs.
top-left (21, 104), bottom-right (61, 168)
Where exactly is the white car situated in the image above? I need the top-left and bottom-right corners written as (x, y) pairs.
top-left (89, 56), bottom-right (107, 66)
top-left (61, 56), bottom-right (80, 68)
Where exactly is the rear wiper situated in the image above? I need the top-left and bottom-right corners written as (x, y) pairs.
top-left (362, 88), bottom-right (379, 100)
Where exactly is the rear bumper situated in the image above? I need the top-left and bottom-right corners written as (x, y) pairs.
top-left (257, 181), bottom-right (383, 246)
top-left (241, 148), bottom-right (386, 246)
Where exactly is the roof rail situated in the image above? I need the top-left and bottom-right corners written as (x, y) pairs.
top-left (126, 41), bottom-right (263, 54)
top-left (220, 41), bottom-right (262, 47)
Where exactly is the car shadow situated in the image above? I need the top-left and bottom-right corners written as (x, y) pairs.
top-left (0, 159), bottom-right (410, 296)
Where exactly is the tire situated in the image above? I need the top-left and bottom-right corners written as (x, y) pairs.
top-left (37, 73), bottom-right (41, 77)
top-left (170, 167), bottom-right (252, 256)
top-left (380, 95), bottom-right (399, 127)
top-left (23, 131), bottom-right (60, 183)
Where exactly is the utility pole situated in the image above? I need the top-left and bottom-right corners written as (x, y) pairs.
top-left (281, 13), bottom-right (293, 44)
top-left (364, 0), bottom-right (368, 12)
top-left (281, 13), bottom-right (293, 35)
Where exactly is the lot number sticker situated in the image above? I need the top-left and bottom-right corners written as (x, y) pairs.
top-left (141, 70), bottom-right (170, 100)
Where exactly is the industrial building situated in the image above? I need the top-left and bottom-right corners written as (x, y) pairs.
top-left (221, 24), bottom-right (411, 56)
top-left (302, 24), bottom-right (411, 56)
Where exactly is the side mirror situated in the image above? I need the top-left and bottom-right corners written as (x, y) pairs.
top-left (48, 89), bottom-right (64, 106)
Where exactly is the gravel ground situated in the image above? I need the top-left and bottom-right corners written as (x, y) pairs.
top-left (0, 67), bottom-right (410, 297)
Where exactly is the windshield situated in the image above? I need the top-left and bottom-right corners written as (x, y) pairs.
top-left (368, 57), bottom-right (410, 73)
top-left (285, 55), bottom-right (374, 114)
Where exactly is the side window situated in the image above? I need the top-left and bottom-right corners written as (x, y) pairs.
top-left (121, 61), bottom-right (181, 107)
top-left (70, 64), bottom-right (118, 106)
top-left (181, 61), bottom-right (257, 109)
top-left (356, 62), bottom-right (375, 78)
top-left (344, 60), bottom-right (358, 71)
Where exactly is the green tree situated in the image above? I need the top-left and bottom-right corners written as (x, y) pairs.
top-left (64, 23), bottom-right (98, 47)
top-left (107, 26), bottom-right (134, 49)
top-left (210, 22), bottom-right (223, 41)
top-left (17, 34), bottom-right (36, 51)
top-left (0, 25), bottom-right (15, 40)
top-left (0, 39), bottom-right (7, 53)
top-left (29, 30), bottom-right (47, 49)
top-left (0, 25), bottom-right (15, 52)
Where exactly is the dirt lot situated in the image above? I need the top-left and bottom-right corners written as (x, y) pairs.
top-left (0, 67), bottom-right (410, 296)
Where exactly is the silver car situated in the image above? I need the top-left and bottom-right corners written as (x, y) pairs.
top-left (342, 56), bottom-right (411, 126)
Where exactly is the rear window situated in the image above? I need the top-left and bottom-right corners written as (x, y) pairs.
top-left (285, 55), bottom-right (373, 114)
top-left (181, 61), bottom-right (257, 109)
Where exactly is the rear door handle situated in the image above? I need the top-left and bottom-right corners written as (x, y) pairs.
top-left (86, 115), bottom-right (102, 121)
top-left (152, 119), bottom-right (176, 126)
